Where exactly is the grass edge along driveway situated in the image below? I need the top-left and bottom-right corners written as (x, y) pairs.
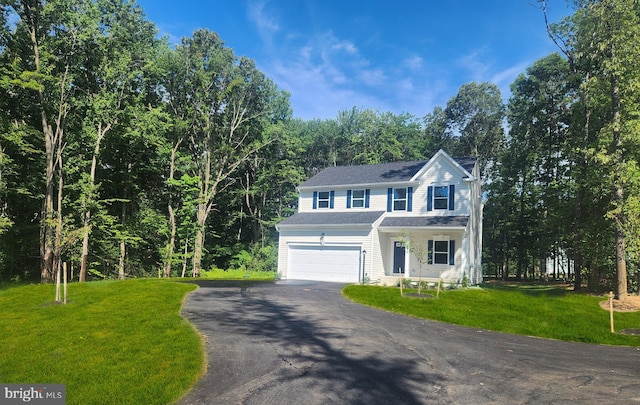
top-left (0, 279), bottom-right (205, 405)
top-left (342, 283), bottom-right (640, 346)
top-left (2, 280), bottom-right (639, 405)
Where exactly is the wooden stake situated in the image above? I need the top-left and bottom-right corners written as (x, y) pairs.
top-left (609, 291), bottom-right (615, 333)
top-left (55, 266), bottom-right (61, 302)
top-left (63, 262), bottom-right (67, 304)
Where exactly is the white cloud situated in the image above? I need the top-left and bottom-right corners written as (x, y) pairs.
top-left (247, 0), bottom-right (280, 46)
top-left (490, 61), bottom-right (530, 99)
top-left (490, 63), bottom-right (527, 87)
top-left (249, 11), bottom-right (445, 119)
top-left (265, 59), bottom-right (381, 119)
top-left (456, 47), bottom-right (490, 82)
top-left (403, 55), bottom-right (424, 71)
top-left (359, 68), bottom-right (386, 86)
top-left (331, 41), bottom-right (358, 54)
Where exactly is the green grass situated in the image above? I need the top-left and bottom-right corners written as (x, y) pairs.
top-left (343, 284), bottom-right (640, 346)
top-left (0, 279), bottom-right (204, 405)
top-left (199, 268), bottom-right (277, 280)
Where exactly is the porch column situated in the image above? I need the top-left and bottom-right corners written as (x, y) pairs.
top-left (404, 239), bottom-right (410, 278)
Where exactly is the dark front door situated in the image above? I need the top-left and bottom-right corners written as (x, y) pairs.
top-left (393, 241), bottom-right (405, 274)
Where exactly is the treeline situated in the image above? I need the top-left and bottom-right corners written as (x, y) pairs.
top-left (485, 0), bottom-right (640, 299)
top-left (1, 1), bottom-right (639, 297)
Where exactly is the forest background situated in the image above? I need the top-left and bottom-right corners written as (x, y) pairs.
top-left (1, 0), bottom-right (639, 298)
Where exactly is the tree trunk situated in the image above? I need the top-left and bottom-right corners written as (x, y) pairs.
top-left (611, 75), bottom-right (628, 301)
top-left (119, 238), bottom-right (126, 280)
top-left (181, 237), bottom-right (188, 278)
top-left (41, 124), bottom-right (56, 283)
top-left (24, 3), bottom-right (69, 283)
top-left (164, 139), bottom-right (181, 278)
top-left (53, 140), bottom-right (64, 283)
top-left (192, 203), bottom-right (206, 277)
top-left (118, 180), bottom-right (129, 280)
top-left (165, 204), bottom-right (176, 278)
top-left (79, 148), bottom-right (98, 283)
top-left (80, 123), bottom-right (109, 282)
top-left (27, 12), bottom-right (55, 283)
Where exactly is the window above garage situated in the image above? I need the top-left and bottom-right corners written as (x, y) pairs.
top-left (347, 189), bottom-right (370, 209)
top-left (313, 191), bottom-right (334, 209)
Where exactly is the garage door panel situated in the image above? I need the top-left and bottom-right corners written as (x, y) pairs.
top-left (287, 245), bottom-right (360, 283)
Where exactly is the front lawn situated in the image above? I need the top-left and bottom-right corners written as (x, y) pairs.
top-left (342, 283), bottom-right (640, 346)
top-left (0, 279), bottom-right (204, 405)
top-left (199, 268), bottom-right (277, 280)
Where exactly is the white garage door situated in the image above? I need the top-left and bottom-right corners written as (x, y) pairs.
top-left (287, 245), bottom-right (361, 283)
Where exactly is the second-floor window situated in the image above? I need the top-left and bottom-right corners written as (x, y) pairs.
top-left (347, 189), bottom-right (370, 209)
top-left (351, 189), bottom-right (365, 207)
top-left (427, 184), bottom-right (455, 211)
top-left (386, 187), bottom-right (413, 212)
top-left (393, 188), bottom-right (407, 211)
top-left (313, 191), bottom-right (334, 209)
top-left (317, 191), bottom-right (330, 208)
top-left (433, 186), bottom-right (449, 209)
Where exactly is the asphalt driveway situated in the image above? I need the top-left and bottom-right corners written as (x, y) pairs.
top-left (177, 280), bottom-right (640, 405)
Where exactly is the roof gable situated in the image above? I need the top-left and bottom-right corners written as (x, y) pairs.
top-left (411, 149), bottom-right (476, 182)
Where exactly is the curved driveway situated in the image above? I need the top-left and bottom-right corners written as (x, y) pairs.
top-left (178, 280), bottom-right (640, 405)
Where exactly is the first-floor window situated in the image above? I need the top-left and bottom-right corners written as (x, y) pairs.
top-left (433, 241), bottom-right (449, 264)
top-left (428, 239), bottom-right (455, 265)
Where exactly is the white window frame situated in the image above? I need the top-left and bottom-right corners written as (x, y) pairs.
top-left (351, 189), bottom-right (365, 208)
top-left (433, 185), bottom-right (449, 210)
top-left (317, 191), bottom-right (330, 209)
top-left (393, 187), bottom-right (407, 211)
top-left (433, 240), bottom-right (450, 265)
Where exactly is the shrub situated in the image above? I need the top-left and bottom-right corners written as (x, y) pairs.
top-left (229, 243), bottom-right (277, 273)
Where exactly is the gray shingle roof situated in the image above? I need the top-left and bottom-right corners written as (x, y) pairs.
top-left (379, 216), bottom-right (469, 228)
top-left (277, 211), bottom-right (385, 226)
top-left (300, 156), bottom-right (476, 188)
top-left (455, 157), bottom-right (477, 174)
top-left (300, 160), bottom-right (427, 188)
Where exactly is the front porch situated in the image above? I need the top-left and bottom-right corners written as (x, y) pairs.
top-left (374, 219), bottom-right (469, 286)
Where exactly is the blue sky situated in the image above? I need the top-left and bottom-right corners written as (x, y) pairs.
top-left (136, 0), bottom-right (574, 120)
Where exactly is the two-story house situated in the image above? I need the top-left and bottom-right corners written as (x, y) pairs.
top-left (276, 149), bottom-right (483, 285)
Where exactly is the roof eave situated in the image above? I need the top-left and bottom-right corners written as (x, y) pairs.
top-left (277, 223), bottom-right (374, 230)
top-left (298, 180), bottom-right (420, 191)
top-left (378, 225), bottom-right (467, 233)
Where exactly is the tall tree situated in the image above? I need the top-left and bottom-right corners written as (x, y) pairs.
top-left (444, 82), bottom-right (505, 179)
top-left (504, 53), bottom-right (575, 280)
top-left (164, 29), bottom-right (283, 276)
top-left (72, 0), bottom-right (159, 281)
top-left (422, 106), bottom-right (453, 158)
top-left (3, 0), bottom-right (96, 282)
top-left (550, 0), bottom-right (640, 299)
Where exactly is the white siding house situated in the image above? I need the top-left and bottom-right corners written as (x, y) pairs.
top-left (276, 149), bottom-right (483, 285)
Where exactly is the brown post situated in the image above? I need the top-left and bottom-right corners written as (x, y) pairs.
top-left (55, 266), bottom-right (61, 302)
top-left (609, 291), bottom-right (615, 333)
top-left (63, 262), bottom-right (67, 304)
